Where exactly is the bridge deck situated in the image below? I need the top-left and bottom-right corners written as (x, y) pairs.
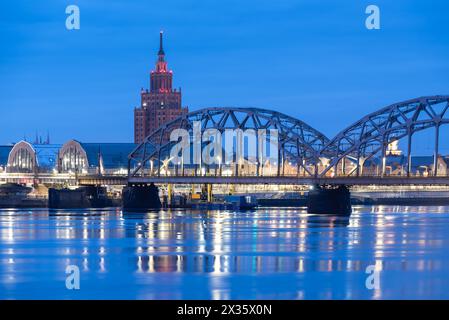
top-left (77, 175), bottom-right (449, 186)
top-left (5, 173), bottom-right (449, 186)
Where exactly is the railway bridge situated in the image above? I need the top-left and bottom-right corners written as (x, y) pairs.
top-left (4, 95), bottom-right (449, 214)
top-left (118, 95), bottom-right (449, 213)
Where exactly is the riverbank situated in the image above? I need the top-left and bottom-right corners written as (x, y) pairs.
top-left (2, 194), bottom-right (449, 209)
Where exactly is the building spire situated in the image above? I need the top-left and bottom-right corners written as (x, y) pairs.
top-left (158, 31), bottom-right (165, 56)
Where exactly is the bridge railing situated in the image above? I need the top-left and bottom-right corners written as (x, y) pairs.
top-left (129, 159), bottom-right (449, 179)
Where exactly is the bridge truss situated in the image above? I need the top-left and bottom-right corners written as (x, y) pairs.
top-left (128, 96), bottom-right (449, 183)
top-left (128, 107), bottom-right (330, 178)
top-left (318, 96), bottom-right (449, 178)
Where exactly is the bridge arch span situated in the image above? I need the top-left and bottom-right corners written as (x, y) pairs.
top-left (129, 107), bottom-right (330, 178)
top-left (318, 95), bottom-right (449, 178)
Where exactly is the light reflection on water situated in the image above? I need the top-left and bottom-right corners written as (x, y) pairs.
top-left (1, 206), bottom-right (449, 299)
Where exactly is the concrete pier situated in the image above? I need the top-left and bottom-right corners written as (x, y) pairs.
top-left (122, 183), bottom-right (162, 211)
top-left (307, 185), bottom-right (352, 215)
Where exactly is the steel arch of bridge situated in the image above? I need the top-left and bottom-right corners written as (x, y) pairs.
top-left (318, 95), bottom-right (449, 178)
top-left (128, 107), bottom-right (330, 178)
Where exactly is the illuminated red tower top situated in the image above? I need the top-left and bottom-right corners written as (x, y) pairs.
top-left (150, 31), bottom-right (173, 93)
top-left (134, 31), bottom-right (188, 144)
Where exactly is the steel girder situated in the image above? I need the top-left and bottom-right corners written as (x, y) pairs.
top-left (128, 107), bottom-right (330, 177)
top-left (318, 95), bottom-right (449, 177)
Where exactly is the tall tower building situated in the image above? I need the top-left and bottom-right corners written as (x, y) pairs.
top-left (134, 32), bottom-right (188, 144)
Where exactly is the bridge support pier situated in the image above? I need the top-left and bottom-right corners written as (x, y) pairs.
top-left (207, 184), bottom-right (213, 203)
top-left (122, 183), bottom-right (161, 212)
top-left (307, 185), bottom-right (351, 215)
top-left (168, 183), bottom-right (173, 206)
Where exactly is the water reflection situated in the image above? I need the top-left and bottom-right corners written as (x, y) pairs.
top-left (1, 206), bottom-right (449, 299)
top-left (124, 210), bottom-right (354, 274)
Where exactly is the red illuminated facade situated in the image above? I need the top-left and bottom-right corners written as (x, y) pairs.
top-left (134, 32), bottom-right (188, 144)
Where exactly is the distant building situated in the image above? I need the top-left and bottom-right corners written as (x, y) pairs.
top-left (386, 139), bottom-right (402, 156)
top-left (6, 141), bottom-right (60, 173)
top-left (134, 31), bottom-right (188, 144)
top-left (2, 140), bottom-right (137, 175)
top-left (58, 140), bottom-right (137, 175)
top-left (385, 154), bottom-right (449, 177)
top-left (382, 141), bottom-right (449, 176)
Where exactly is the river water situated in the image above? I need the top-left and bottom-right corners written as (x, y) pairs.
top-left (1, 205), bottom-right (449, 300)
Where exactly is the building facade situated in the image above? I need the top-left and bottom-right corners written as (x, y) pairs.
top-left (6, 141), bottom-right (61, 174)
top-left (134, 32), bottom-right (188, 144)
top-left (0, 140), bottom-right (136, 175)
top-left (59, 140), bottom-right (137, 175)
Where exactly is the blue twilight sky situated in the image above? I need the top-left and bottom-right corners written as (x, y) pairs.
top-left (0, 0), bottom-right (448, 147)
